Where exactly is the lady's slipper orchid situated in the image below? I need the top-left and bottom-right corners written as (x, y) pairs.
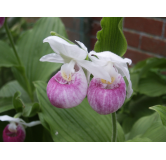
top-left (0, 115), bottom-right (41, 142)
top-left (40, 36), bottom-right (111, 108)
top-left (87, 51), bottom-right (133, 115)
top-left (0, 17), bottom-right (5, 28)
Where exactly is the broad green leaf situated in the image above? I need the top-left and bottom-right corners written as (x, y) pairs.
top-left (126, 135), bottom-right (152, 142)
top-left (127, 112), bottom-right (160, 140)
top-left (0, 97), bottom-right (13, 113)
top-left (34, 81), bottom-right (125, 142)
top-left (22, 103), bottom-right (40, 117)
top-left (13, 91), bottom-right (40, 117)
top-left (0, 41), bottom-right (18, 67)
top-left (141, 121), bottom-right (166, 142)
top-left (138, 72), bottom-right (166, 97)
top-left (15, 17), bottom-right (67, 91)
top-left (94, 17), bottom-right (127, 57)
top-left (122, 117), bottom-right (137, 134)
top-left (13, 91), bottom-right (23, 112)
top-left (11, 66), bottom-right (31, 97)
top-left (120, 95), bottom-right (160, 131)
top-left (139, 58), bottom-right (166, 79)
top-left (38, 112), bottom-right (50, 131)
top-left (42, 128), bottom-right (53, 142)
top-left (130, 59), bottom-right (147, 73)
top-left (149, 105), bottom-right (166, 127)
top-left (0, 80), bottom-right (30, 103)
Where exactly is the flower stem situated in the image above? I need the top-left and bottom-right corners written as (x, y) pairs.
top-left (4, 18), bottom-right (34, 102)
top-left (4, 18), bottom-right (22, 66)
top-left (111, 112), bottom-right (117, 142)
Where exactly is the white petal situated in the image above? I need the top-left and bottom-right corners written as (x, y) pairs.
top-left (114, 63), bottom-right (133, 98)
top-left (23, 121), bottom-right (41, 127)
top-left (75, 40), bottom-right (88, 52)
top-left (0, 115), bottom-right (22, 123)
top-left (77, 60), bottom-right (111, 82)
top-left (44, 36), bottom-right (87, 61)
top-left (40, 53), bottom-right (65, 63)
top-left (90, 51), bottom-right (132, 65)
top-left (0, 115), bottom-right (41, 127)
top-left (43, 36), bottom-right (73, 54)
top-left (88, 51), bottom-right (108, 66)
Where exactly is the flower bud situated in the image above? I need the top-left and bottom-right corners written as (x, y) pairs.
top-left (87, 76), bottom-right (126, 115)
top-left (0, 17), bottom-right (5, 28)
top-left (3, 123), bottom-right (26, 142)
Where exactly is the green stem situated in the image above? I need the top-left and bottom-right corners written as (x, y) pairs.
top-left (4, 18), bottom-right (22, 66)
top-left (111, 112), bottom-right (117, 142)
top-left (4, 17), bottom-right (34, 102)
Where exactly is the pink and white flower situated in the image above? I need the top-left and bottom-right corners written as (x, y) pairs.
top-left (40, 36), bottom-right (111, 108)
top-left (87, 51), bottom-right (133, 115)
top-left (0, 115), bottom-right (41, 142)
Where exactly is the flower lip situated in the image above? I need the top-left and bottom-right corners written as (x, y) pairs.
top-left (3, 124), bottom-right (26, 142)
top-left (87, 76), bottom-right (126, 115)
top-left (47, 65), bottom-right (88, 108)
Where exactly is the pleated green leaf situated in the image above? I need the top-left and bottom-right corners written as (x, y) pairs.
top-left (0, 41), bottom-right (18, 67)
top-left (0, 97), bottom-right (13, 113)
top-left (141, 121), bottom-right (166, 142)
top-left (149, 105), bottom-right (166, 127)
top-left (12, 91), bottom-right (40, 117)
top-left (127, 112), bottom-right (160, 140)
top-left (34, 81), bottom-right (125, 142)
top-left (0, 80), bottom-right (30, 103)
top-left (94, 17), bottom-right (127, 56)
top-left (13, 91), bottom-right (23, 112)
top-left (15, 17), bottom-right (67, 91)
top-left (126, 135), bottom-right (152, 142)
top-left (138, 73), bottom-right (166, 97)
top-left (22, 102), bottom-right (40, 117)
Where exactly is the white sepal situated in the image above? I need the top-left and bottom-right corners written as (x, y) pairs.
top-left (114, 63), bottom-right (133, 98)
top-left (40, 53), bottom-right (65, 63)
top-left (75, 40), bottom-right (88, 52)
top-left (0, 115), bottom-right (41, 127)
top-left (88, 51), bottom-right (108, 66)
top-left (43, 36), bottom-right (73, 54)
top-left (89, 51), bottom-right (132, 65)
top-left (43, 36), bottom-right (87, 61)
top-left (77, 60), bottom-right (111, 82)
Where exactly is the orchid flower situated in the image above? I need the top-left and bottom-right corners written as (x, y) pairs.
top-left (40, 36), bottom-right (111, 108)
top-left (87, 51), bottom-right (133, 115)
top-left (0, 17), bottom-right (5, 28)
top-left (0, 115), bottom-right (41, 142)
